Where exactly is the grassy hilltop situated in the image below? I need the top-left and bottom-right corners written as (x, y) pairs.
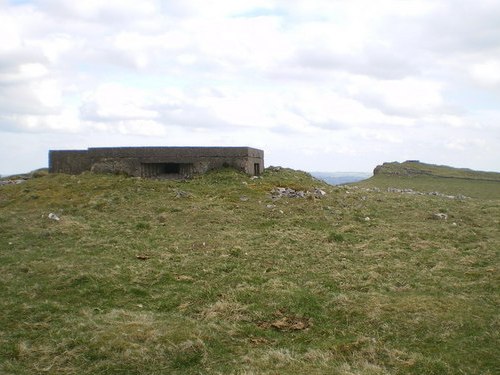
top-left (0, 166), bottom-right (499, 374)
top-left (357, 161), bottom-right (500, 199)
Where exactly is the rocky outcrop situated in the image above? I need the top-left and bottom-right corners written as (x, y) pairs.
top-left (373, 162), bottom-right (427, 177)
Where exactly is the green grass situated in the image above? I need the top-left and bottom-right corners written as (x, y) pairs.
top-left (0, 168), bottom-right (499, 374)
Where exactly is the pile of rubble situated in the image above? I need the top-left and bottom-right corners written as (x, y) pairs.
top-left (0, 179), bottom-right (27, 186)
top-left (271, 187), bottom-right (327, 199)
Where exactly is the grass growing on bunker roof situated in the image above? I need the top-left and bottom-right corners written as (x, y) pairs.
top-left (0, 167), bottom-right (498, 374)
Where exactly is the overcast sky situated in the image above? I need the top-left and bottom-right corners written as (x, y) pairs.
top-left (1, 0), bottom-right (499, 175)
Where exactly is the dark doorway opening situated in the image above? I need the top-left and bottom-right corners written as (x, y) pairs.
top-left (254, 163), bottom-right (260, 176)
top-left (161, 163), bottom-right (180, 174)
top-left (141, 163), bottom-right (191, 178)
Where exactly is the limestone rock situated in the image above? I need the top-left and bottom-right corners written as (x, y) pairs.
top-left (432, 213), bottom-right (448, 220)
top-left (48, 213), bottom-right (60, 221)
top-left (271, 187), bottom-right (327, 199)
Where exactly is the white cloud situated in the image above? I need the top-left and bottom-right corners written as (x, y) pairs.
top-left (160, 0), bottom-right (277, 18)
top-left (2, 106), bottom-right (80, 133)
top-left (33, 34), bottom-right (77, 63)
top-left (32, 79), bottom-right (62, 108)
top-left (0, 63), bottom-right (48, 83)
top-left (1, 0), bottom-right (499, 175)
top-left (190, 16), bottom-right (291, 70)
top-left (0, 8), bottom-right (23, 52)
top-left (42, 0), bottom-right (159, 22)
top-left (80, 84), bottom-right (158, 121)
top-left (470, 60), bottom-right (500, 87)
top-left (351, 77), bottom-right (445, 116)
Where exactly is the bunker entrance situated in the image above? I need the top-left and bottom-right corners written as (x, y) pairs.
top-left (141, 163), bottom-right (192, 178)
top-left (162, 163), bottom-right (180, 174)
top-left (254, 163), bottom-right (261, 176)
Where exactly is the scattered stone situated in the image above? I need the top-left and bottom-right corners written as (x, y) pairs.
top-left (388, 187), bottom-right (415, 193)
top-left (0, 179), bottom-right (26, 186)
top-left (240, 196), bottom-right (249, 202)
top-left (250, 176), bottom-right (260, 180)
top-left (429, 192), bottom-right (455, 199)
top-left (266, 204), bottom-right (276, 209)
top-left (272, 187), bottom-right (300, 198)
top-left (175, 190), bottom-right (191, 198)
top-left (364, 217), bottom-right (371, 221)
top-left (271, 187), bottom-right (327, 199)
top-left (136, 255), bottom-right (150, 260)
top-left (432, 213), bottom-right (448, 220)
top-left (387, 187), bottom-right (468, 200)
top-left (48, 213), bottom-right (60, 221)
top-left (266, 166), bottom-right (282, 172)
top-left (313, 188), bottom-right (327, 197)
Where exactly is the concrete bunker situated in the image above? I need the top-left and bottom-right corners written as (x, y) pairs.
top-left (49, 147), bottom-right (264, 178)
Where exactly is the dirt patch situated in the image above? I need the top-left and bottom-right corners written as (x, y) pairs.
top-left (258, 310), bottom-right (311, 331)
top-left (175, 275), bottom-right (194, 281)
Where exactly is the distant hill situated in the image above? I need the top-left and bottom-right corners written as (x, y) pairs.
top-left (310, 171), bottom-right (371, 185)
top-left (373, 161), bottom-right (500, 181)
top-left (356, 161), bottom-right (500, 199)
top-left (0, 168), bottom-right (48, 180)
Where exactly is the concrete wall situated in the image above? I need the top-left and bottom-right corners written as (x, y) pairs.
top-left (48, 150), bottom-right (90, 174)
top-left (49, 147), bottom-right (264, 177)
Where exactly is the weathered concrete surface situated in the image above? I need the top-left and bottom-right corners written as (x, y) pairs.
top-left (49, 147), bottom-right (264, 177)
